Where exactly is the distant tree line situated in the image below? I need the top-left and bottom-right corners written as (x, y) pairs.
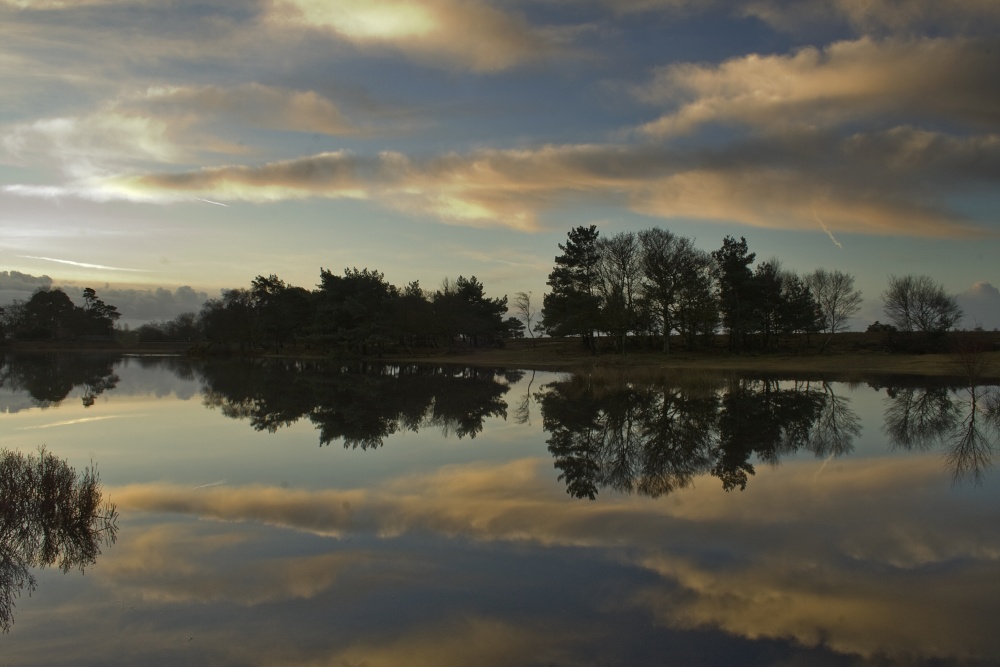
top-left (0, 227), bottom-right (965, 355)
top-left (536, 225), bottom-right (964, 354)
top-left (126, 269), bottom-right (513, 354)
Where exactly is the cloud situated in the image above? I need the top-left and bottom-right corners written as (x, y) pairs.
top-left (0, 274), bottom-right (210, 324)
top-left (628, 166), bottom-right (993, 239)
top-left (11, 128), bottom-right (997, 238)
top-left (0, 269), bottom-right (52, 293)
top-left (92, 285), bottom-right (212, 323)
top-left (267, 0), bottom-right (576, 72)
top-left (599, 0), bottom-right (1000, 36)
top-left (743, 0), bottom-right (1000, 35)
top-left (1, 84), bottom-right (361, 178)
top-left (957, 281), bottom-right (1000, 330)
top-left (138, 83), bottom-right (360, 136)
top-left (636, 36), bottom-right (1000, 138)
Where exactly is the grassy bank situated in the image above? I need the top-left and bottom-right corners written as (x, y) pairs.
top-left (6, 332), bottom-right (1000, 381)
top-left (388, 333), bottom-right (1000, 382)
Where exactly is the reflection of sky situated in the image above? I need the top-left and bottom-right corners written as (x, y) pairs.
top-left (1, 362), bottom-right (998, 666)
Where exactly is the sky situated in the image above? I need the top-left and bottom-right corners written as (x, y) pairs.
top-left (1, 0), bottom-right (999, 329)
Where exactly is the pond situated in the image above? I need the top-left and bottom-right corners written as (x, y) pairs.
top-left (1, 352), bottom-right (998, 666)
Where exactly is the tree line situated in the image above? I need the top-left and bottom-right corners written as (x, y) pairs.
top-left (0, 225), bottom-right (965, 354)
top-left (1, 271), bottom-right (515, 354)
top-left (537, 225), bottom-right (964, 354)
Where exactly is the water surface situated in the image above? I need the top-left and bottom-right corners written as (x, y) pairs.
top-left (1, 353), bottom-right (998, 666)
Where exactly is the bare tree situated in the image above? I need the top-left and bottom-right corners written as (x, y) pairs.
top-left (807, 269), bottom-right (862, 352)
top-left (882, 274), bottom-right (962, 333)
top-left (512, 291), bottom-right (537, 346)
top-left (596, 231), bottom-right (643, 353)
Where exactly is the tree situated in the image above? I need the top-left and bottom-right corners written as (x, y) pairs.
top-left (595, 231), bottom-right (642, 353)
top-left (81, 287), bottom-right (121, 337)
top-left (315, 268), bottom-right (398, 354)
top-left (638, 230), bottom-right (718, 353)
top-left (250, 275), bottom-right (312, 350)
top-left (541, 225), bottom-right (602, 351)
top-left (882, 274), bottom-right (962, 333)
top-left (751, 261), bottom-right (784, 351)
top-left (638, 227), bottom-right (681, 353)
top-left (512, 291), bottom-right (537, 345)
top-left (777, 271), bottom-right (821, 337)
top-left (711, 236), bottom-right (756, 352)
top-left (19, 289), bottom-right (79, 340)
top-left (807, 269), bottom-right (862, 352)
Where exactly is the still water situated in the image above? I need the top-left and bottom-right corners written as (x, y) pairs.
top-left (1, 353), bottom-right (998, 666)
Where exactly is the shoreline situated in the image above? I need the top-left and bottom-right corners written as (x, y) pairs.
top-left (6, 338), bottom-right (998, 382)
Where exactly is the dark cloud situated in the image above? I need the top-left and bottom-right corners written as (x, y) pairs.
top-left (95, 285), bottom-right (213, 325)
top-left (0, 270), bottom-right (53, 304)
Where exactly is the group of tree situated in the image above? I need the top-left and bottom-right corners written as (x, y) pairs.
top-left (134, 269), bottom-right (513, 354)
top-left (537, 225), bottom-right (962, 354)
top-left (539, 225), bottom-right (840, 353)
top-left (0, 287), bottom-right (120, 341)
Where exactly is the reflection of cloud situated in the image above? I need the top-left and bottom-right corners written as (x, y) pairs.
top-left (103, 523), bottom-right (381, 606)
top-left (633, 549), bottom-right (1000, 661)
top-left (327, 616), bottom-right (583, 667)
top-left (109, 455), bottom-right (1000, 662)
top-left (267, 0), bottom-right (575, 72)
top-left (636, 36), bottom-right (1000, 137)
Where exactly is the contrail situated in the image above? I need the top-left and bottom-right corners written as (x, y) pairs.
top-left (193, 480), bottom-right (227, 489)
top-left (813, 209), bottom-right (843, 249)
top-left (195, 198), bottom-right (229, 207)
top-left (18, 255), bottom-right (151, 272)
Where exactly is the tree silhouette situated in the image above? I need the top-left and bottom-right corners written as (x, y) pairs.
top-left (0, 448), bottom-right (117, 632)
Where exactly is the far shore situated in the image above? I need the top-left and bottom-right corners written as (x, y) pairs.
top-left (5, 332), bottom-right (1000, 382)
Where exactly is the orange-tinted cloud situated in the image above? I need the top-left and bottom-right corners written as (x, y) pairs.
top-left (267, 0), bottom-right (576, 72)
top-left (637, 36), bottom-right (1000, 137)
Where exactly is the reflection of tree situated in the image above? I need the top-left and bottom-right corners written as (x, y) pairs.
top-left (0, 448), bottom-right (118, 632)
top-left (539, 375), bottom-right (861, 499)
top-left (882, 385), bottom-right (960, 451)
top-left (198, 360), bottom-right (520, 449)
top-left (713, 379), bottom-right (826, 490)
top-left (808, 382), bottom-right (861, 458)
top-left (880, 380), bottom-right (999, 485)
top-left (0, 353), bottom-right (120, 407)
